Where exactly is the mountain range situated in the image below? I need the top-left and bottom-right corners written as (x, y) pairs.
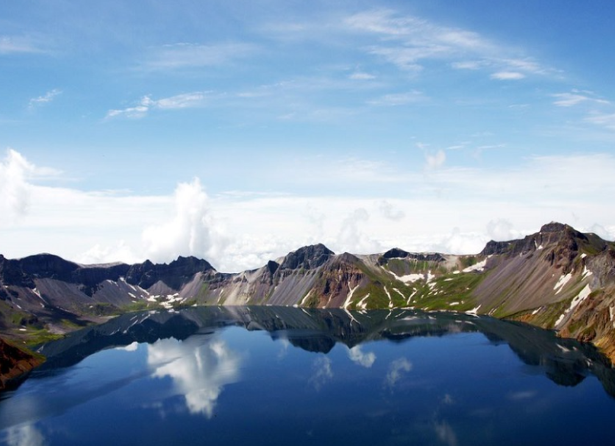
top-left (1, 221), bottom-right (615, 370)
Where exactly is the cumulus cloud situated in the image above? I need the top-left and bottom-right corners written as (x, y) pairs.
top-left (0, 149), bottom-right (35, 224)
top-left (348, 345), bottom-right (376, 368)
top-left (486, 219), bottom-right (515, 241)
top-left (379, 200), bottom-right (405, 221)
top-left (336, 208), bottom-right (382, 254)
top-left (142, 178), bottom-right (228, 266)
top-left (385, 357), bottom-right (412, 388)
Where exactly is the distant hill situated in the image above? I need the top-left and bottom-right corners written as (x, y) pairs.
top-left (1, 222), bottom-right (614, 362)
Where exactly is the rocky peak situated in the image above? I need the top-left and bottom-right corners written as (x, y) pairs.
top-left (126, 256), bottom-right (214, 290)
top-left (378, 248), bottom-right (445, 265)
top-left (279, 244), bottom-right (334, 271)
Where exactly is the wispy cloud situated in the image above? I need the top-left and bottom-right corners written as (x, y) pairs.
top-left (349, 72), bottom-right (376, 80)
top-left (345, 9), bottom-right (548, 80)
top-left (28, 89), bottom-right (62, 108)
top-left (490, 71), bottom-right (525, 80)
top-left (106, 92), bottom-right (210, 119)
top-left (142, 42), bottom-right (259, 70)
top-left (585, 112), bottom-right (615, 131)
top-left (368, 90), bottom-right (425, 106)
top-left (552, 91), bottom-right (610, 107)
top-left (0, 36), bottom-right (44, 54)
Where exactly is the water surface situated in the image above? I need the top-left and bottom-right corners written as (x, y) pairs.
top-left (1, 307), bottom-right (614, 446)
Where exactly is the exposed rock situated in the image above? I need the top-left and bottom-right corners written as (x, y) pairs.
top-left (0, 338), bottom-right (44, 390)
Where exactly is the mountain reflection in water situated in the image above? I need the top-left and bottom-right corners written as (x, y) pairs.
top-left (1, 306), bottom-right (614, 446)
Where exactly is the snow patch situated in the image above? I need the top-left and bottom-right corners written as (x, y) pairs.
top-left (357, 293), bottom-right (370, 310)
top-left (384, 287), bottom-right (393, 308)
top-left (462, 259), bottom-right (487, 273)
top-left (466, 305), bottom-right (481, 315)
top-left (343, 285), bottom-right (359, 309)
top-left (582, 266), bottom-right (593, 278)
top-left (555, 284), bottom-right (592, 328)
top-left (581, 253), bottom-right (587, 259)
top-left (553, 273), bottom-right (572, 294)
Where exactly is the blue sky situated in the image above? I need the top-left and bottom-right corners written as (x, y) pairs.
top-left (1, 0), bottom-right (615, 271)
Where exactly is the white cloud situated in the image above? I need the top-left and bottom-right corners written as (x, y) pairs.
top-left (349, 72), bottom-right (376, 80)
top-left (552, 91), bottom-right (609, 107)
top-left (3, 149), bottom-right (615, 272)
top-left (143, 42), bottom-right (258, 70)
top-left (368, 91), bottom-right (425, 106)
top-left (0, 36), bottom-right (43, 54)
top-left (585, 112), bottom-right (615, 131)
top-left (348, 345), bottom-right (376, 368)
top-left (142, 178), bottom-right (228, 265)
top-left (486, 219), bottom-right (516, 241)
top-left (0, 149), bottom-right (35, 224)
top-left (425, 150), bottom-right (446, 169)
top-left (344, 9), bottom-right (547, 79)
top-left (379, 200), bottom-right (405, 221)
top-left (29, 89), bottom-right (61, 108)
top-left (385, 357), bottom-right (412, 388)
top-left (336, 208), bottom-right (382, 254)
top-left (491, 71), bottom-right (525, 80)
top-left (106, 92), bottom-right (209, 119)
top-left (148, 335), bottom-right (241, 418)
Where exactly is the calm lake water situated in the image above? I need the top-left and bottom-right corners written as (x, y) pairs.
top-left (1, 306), bottom-right (615, 446)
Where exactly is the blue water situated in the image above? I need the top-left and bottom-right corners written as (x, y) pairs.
top-left (1, 307), bottom-right (614, 446)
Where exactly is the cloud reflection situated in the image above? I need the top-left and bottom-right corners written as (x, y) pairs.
top-left (434, 419), bottom-right (458, 446)
top-left (348, 345), bottom-right (376, 368)
top-left (385, 357), bottom-right (413, 388)
top-left (5, 423), bottom-right (46, 446)
top-left (309, 356), bottom-right (333, 391)
top-left (147, 335), bottom-right (241, 418)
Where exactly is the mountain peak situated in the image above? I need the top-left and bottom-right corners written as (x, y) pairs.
top-left (540, 222), bottom-right (571, 233)
top-left (279, 244), bottom-right (335, 271)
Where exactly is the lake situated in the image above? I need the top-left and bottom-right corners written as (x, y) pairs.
top-left (1, 306), bottom-right (615, 446)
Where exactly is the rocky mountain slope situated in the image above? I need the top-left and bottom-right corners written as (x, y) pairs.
top-left (1, 222), bottom-right (615, 362)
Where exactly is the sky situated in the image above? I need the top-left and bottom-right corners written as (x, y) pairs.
top-left (2, 0), bottom-right (615, 272)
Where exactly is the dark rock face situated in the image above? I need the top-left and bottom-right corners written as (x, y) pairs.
top-left (279, 244), bottom-right (334, 271)
top-left (126, 256), bottom-right (214, 290)
top-left (378, 248), bottom-right (445, 265)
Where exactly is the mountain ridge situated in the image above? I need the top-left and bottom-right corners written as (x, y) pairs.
top-left (1, 221), bottom-right (615, 363)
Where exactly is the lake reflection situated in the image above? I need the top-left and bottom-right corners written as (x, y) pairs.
top-left (1, 307), bottom-right (615, 446)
